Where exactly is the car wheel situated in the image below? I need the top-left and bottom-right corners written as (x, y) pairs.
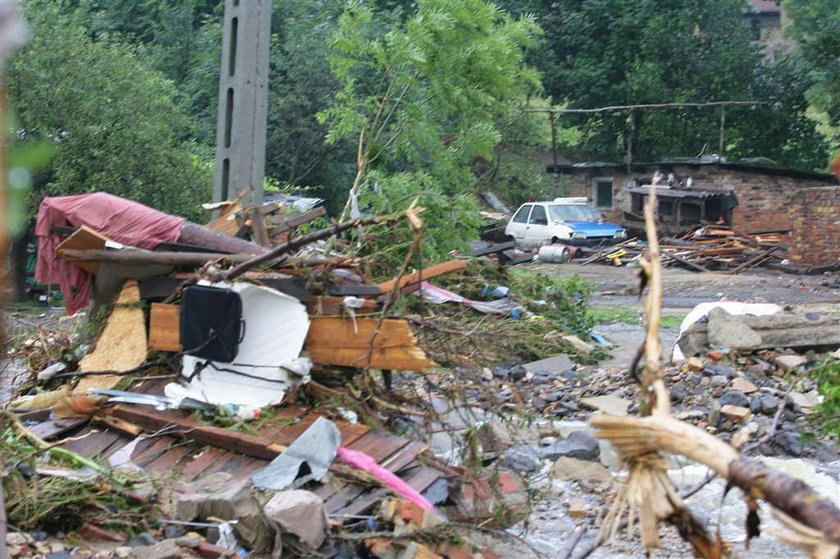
top-left (551, 237), bottom-right (561, 244)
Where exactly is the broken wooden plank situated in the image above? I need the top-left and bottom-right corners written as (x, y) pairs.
top-left (265, 207), bottom-right (326, 233)
top-left (305, 317), bottom-right (433, 370)
top-left (728, 246), bottom-right (779, 275)
top-left (75, 280), bottom-right (147, 394)
top-left (109, 406), bottom-right (285, 460)
top-left (148, 303), bottom-right (180, 352)
top-left (247, 206), bottom-right (271, 247)
top-left (661, 250), bottom-right (711, 273)
top-left (56, 225), bottom-right (113, 275)
top-left (376, 260), bottom-right (467, 292)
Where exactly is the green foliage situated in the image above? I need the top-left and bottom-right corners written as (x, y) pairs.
top-left (319, 0), bottom-right (542, 262)
top-left (502, 0), bottom-right (829, 170)
top-left (358, 171), bottom-right (483, 273)
top-left (508, 268), bottom-right (594, 336)
top-left (7, 0), bottom-right (211, 219)
top-left (808, 358), bottom-right (840, 437)
top-left (781, 0), bottom-right (840, 151)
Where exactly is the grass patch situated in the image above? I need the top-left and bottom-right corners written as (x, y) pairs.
top-left (589, 305), bottom-right (685, 329)
top-left (806, 358), bottom-right (840, 438)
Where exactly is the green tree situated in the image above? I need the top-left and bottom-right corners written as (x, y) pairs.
top-left (319, 0), bottom-right (542, 264)
top-left (502, 0), bottom-right (828, 169)
top-left (781, 0), bottom-right (840, 151)
top-left (6, 0), bottom-right (211, 218)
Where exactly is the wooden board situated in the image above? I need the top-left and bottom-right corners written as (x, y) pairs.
top-left (375, 260), bottom-right (467, 292)
top-left (307, 296), bottom-right (378, 316)
top-left (56, 225), bottom-right (112, 274)
top-left (148, 303), bottom-right (180, 352)
top-left (304, 317), bottom-right (433, 370)
top-left (75, 280), bottom-right (147, 394)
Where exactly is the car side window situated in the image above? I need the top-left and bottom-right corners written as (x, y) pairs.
top-left (512, 205), bottom-right (531, 223)
top-left (529, 205), bottom-right (548, 225)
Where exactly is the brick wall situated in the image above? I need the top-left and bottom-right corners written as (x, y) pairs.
top-left (788, 186), bottom-right (840, 267)
top-left (554, 165), bottom-right (834, 233)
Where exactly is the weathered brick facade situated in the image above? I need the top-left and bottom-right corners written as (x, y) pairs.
top-left (553, 161), bottom-right (837, 236)
top-left (788, 186), bottom-right (840, 267)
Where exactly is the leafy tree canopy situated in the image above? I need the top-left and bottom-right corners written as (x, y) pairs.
top-left (6, 0), bottom-right (211, 219)
top-left (318, 0), bottom-right (543, 264)
top-left (503, 0), bottom-right (829, 170)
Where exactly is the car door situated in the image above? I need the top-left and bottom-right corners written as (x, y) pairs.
top-left (524, 204), bottom-right (549, 248)
top-left (507, 204), bottom-right (532, 245)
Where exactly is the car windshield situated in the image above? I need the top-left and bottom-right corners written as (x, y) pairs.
top-left (548, 204), bottom-right (602, 222)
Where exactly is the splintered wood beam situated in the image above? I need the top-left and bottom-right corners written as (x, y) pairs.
top-left (305, 317), bottom-right (433, 371)
top-left (375, 260), bottom-right (468, 292)
top-left (108, 406), bottom-right (286, 460)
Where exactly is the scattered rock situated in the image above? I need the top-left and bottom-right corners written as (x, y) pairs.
top-left (759, 395), bottom-right (779, 415)
top-left (6, 533), bottom-right (33, 546)
top-left (580, 394), bottom-right (631, 416)
top-left (264, 490), bottom-right (330, 551)
top-left (720, 404), bottom-right (751, 422)
top-left (774, 431), bottom-right (804, 457)
top-left (541, 431), bottom-right (600, 462)
top-left (775, 354), bottom-right (807, 371)
top-left (568, 498), bottom-right (588, 518)
top-left (126, 532), bottom-right (157, 548)
top-left (79, 523), bottom-right (127, 543)
top-left (703, 363), bottom-right (735, 379)
top-left (710, 375), bottom-right (729, 388)
top-left (731, 377), bottom-right (758, 394)
top-left (718, 390), bottom-right (751, 408)
top-left (684, 357), bottom-right (704, 372)
top-left (114, 547), bottom-right (134, 558)
top-left (523, 354), bottom-right (573, 374)
top-left (670, 384), bottom-right (688, 404)
top-left (501, 445), bottom-right (541, 473)
top-left (789, 390), bottom-right (820, 411)
top-left (132, 539), bottom-right (200, 559)
top-left (749, 397), bottom-right (762, 414)
top-left (551, 457), bottom-right (612, 483)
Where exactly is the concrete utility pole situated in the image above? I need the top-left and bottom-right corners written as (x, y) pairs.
top-left (213, 0), bottom-right (272, 205)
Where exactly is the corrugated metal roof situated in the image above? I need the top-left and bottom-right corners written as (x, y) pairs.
top-left (627, 186), bottom-right (727, 199)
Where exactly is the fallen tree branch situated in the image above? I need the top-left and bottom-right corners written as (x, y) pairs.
top-left (218, 213), bottom-right (405, 282)
top-left (591, 413), bottom-right (840, 545)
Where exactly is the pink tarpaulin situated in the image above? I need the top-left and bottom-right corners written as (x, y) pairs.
top-left (336, 446), bottom-right (437, 512)
top-left (35, 193), bottom-right (186, 315)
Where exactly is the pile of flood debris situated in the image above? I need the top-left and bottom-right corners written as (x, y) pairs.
top-left (3, 191), bottom-right (840, 558)
top-left (572, 226), bottom-right (802, 274)
top-left (1, 191), bottom-right (602, 558)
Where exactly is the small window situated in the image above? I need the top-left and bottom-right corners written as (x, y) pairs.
top-left (512, 205), bottom-right (532, 223)
top-left (659, 199), bottom-right (675, 221)
top-left (594, 180), bottom-right (613, 209)
top-left (529, 205), bottom-right (548, 225)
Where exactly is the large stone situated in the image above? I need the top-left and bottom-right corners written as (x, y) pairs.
top-left (133, 539), bottom-right (200, 559)
top-left (731, 377), bottom-right (758, 394)
top-left (501, 445), bottom-right (541, 473)
top-left (264, 490), bottom-right (329, 550)
top-left (550, 457), bottom-right (612, 483)
top-left (478, 419), bottom-right (541, 454)
top-left (580, 394), bottom-right (631, 416)
top-left (523, 354), bottom-right (573, 374)
top-left (759, 395), bottom-right (779, 415)
top-left (775, 354), bottom-right (807, 371)
top-left (541, 431), bottom-right (600, 462)
top-left (773, 431), bottom-right (804, 457)
top-left (176, 472), bottom-right (272, 552)
top-left (789, 390), bottom-right (820, 411)
top-left (718, 390), bottom-right (751, 408)
top-left (720, 404), bottom-right (751, 422)
top-left (707, 308), bottom-right (762, 350)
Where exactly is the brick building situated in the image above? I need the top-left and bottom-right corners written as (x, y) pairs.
top-left (548, 157), bottom-right (839, 266)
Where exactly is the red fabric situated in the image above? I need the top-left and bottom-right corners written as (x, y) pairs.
top-left (35, 193), bottom-right (186, 315)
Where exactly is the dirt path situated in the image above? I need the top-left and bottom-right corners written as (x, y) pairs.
top-left (538, 263), bottom-right (840, 312)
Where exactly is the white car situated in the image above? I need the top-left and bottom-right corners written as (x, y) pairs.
top-left (505, 198), bottom-right (627, 249)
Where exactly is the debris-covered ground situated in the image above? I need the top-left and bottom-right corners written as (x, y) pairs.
top-left (2, 191), bottom-right (840, 559)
